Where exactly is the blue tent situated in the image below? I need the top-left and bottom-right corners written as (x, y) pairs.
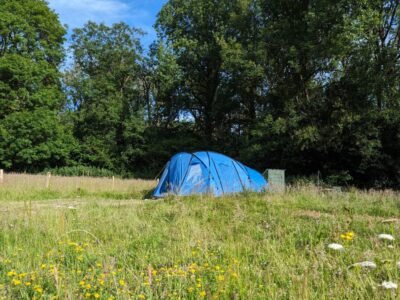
top-left (153, 151), bottom-right (267, 197)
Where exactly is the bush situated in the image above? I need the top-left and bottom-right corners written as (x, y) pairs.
top-left (44, 166), bottom-right (116, 178)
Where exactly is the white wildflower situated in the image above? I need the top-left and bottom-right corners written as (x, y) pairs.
top-left (378, 234), bottom-right (395, 241)
top-left (380, 281), bottom-right (397, 290)
top-left (388, 245), bottom-right (394, 249)
top-left (328, 243), bottom-right (344, 251)
top-left (351, 261), bottom-right (377, 269)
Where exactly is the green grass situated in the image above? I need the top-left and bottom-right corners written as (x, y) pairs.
top-left (0, 179), bottom-right (399, 299)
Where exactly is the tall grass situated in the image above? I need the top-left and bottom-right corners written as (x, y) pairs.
top-left (0, 173), bottom-right (156, 201)
top-left (0, 175), bottom-right (399, 299)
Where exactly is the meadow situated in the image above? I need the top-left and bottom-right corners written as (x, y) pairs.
top-left (0, 174), bottom-right (399, 299)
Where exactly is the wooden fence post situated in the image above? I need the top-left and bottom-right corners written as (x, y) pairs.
top-left (46, 172), bottom-right (51, 188)
top-left (112, 176), bottom-right (115, 190)
top-left (0, 169), bottom-right (3, 184)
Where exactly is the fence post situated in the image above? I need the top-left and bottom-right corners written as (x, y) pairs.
top-left (46, 172), bottom-right (51, 188)
top-left (112, 176), bottom-right (115, 190)
top-left (0, 169), bottom-right (3, 184)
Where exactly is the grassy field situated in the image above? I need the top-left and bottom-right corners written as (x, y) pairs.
top-left (0, 174), bottom-right (399, 299)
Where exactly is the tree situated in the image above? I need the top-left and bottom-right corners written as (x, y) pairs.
top-left (0, 0), bottom-right (74, 171)
top-left (66, 22), bottom-right (145, 173)
top-left (156, 0), bottom-right (265, 148)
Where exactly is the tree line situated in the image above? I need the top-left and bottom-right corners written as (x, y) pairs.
top-left (0, 0), bottom-right (399, 187)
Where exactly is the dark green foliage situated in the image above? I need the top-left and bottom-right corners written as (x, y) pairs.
top-left (65, 22), bottom-right (145, 172)
top-left (0, 0), bottom-right (74, 171)
top-left (44, 166), bottom-right (116, 178)
top-left (1, 0), bottom-right (400, 187)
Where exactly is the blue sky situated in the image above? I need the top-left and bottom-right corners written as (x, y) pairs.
top-left (48, 0), bottom-right (167, 49)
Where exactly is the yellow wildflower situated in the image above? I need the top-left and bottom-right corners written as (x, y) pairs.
top-left (85, 292), bottom-right (91, 299)
top-left (217, 275), bottom-right (225, 281)
top-left (25, 282), bottom-right (32, 286)
top-left (12, 279), bottom-right (21, 286)
top-left (34, 285), bottom-right (43, 293)
top-left (119, 279), bottom-right (125, 286)
top-left (340, 231), bottom-right (355, 241)
top-left (7, 270), bottom-right (16, 277)
top-left (94, 293), bottom-right (100, 299)
top-left (199, 291), bottom-right (206, 298)
top-left (187, 287), bottom-right (194, 293)
top-left (79, 280), bottom-right (85, 286)
top-left (138, 294), bottom-right (145, 299)
top-left (86, 284), bottom-right (91, 289)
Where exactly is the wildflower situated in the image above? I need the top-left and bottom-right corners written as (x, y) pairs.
top-left (350, 261), bottom-right (377, 269)
top-left (119, 279), bottom-right (125, 286)
top-left (328, 243), bottom-right (344, 251)
top-left (94, 293), bottom-right (100, 299)
top-left (380, 281), bottom-right (397, 289)
top-left (7, 270), bottom-right (16, 277)
top-left (138, 294), bottom-right (145, 299)
top-left (199, 291), bottom-right (206, 298)
top-left (25, 282), bottom-right (32, 286)
top-left (79, 280), bottom-right (85, 286)
top-left (217, 275), bottom-right (225, 281)
top-left (18, 273), bottom-right (27, 279)
top-left (98, 279), bottom-right (105, 286)
top-left (85, 283), bottom-right (91, 289)
top-left (187, 287), bottom-right (194, 293)
top-left (378, 234), bottom-right (395, 241)
top-left (231, 272), bottom-right (238, 278)
top-left (34, 285), bottom-right (43, 293)
top-left (11, 279), bottom-right (21, 286)
top-left (341, 231), bottom-right (355, 241)
top-left (196, 283), bottom-right (202, 288)
top-left (85, 292), bottom-right (91, 298)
